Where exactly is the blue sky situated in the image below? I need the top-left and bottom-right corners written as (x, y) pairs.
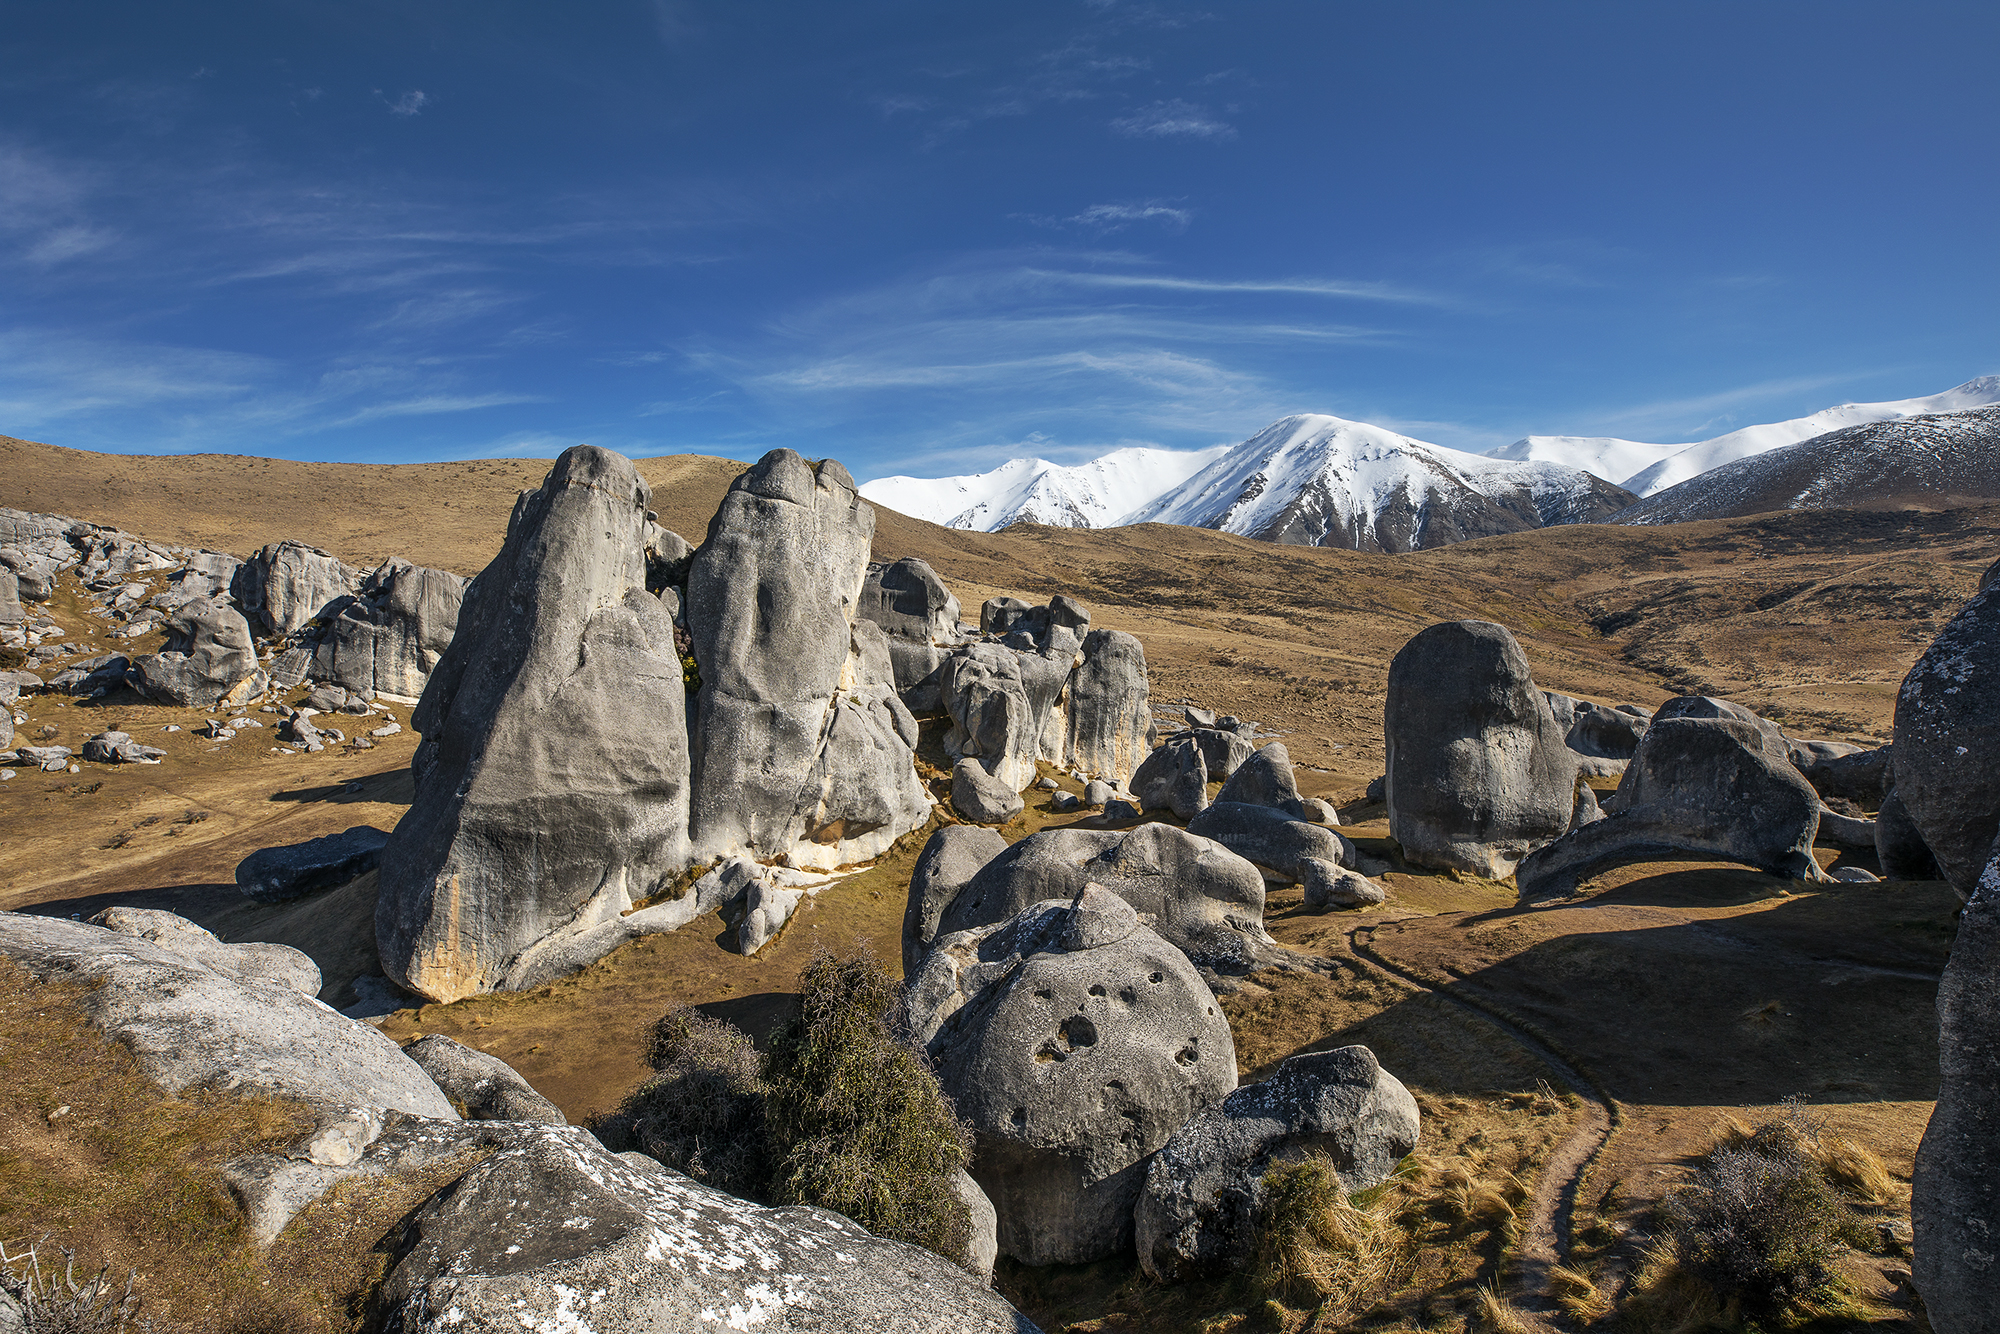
top-left (4, 1), bottom-right (1996, 479)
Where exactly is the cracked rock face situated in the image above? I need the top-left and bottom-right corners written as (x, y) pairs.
top-left (378, 445), bottom-right (693, 1004)
top-left (1384, 620), bottom-right (1577, 878)
top-left (1063, 628), bottom-right (1151, 787)
top-left (1914, 844), bottom-right (2000, 1334)
top-left (373, 1122), bottom-right (1038, 1334)
top-left (312, 557), bottom-right (468, 700)
top-left (234, 539), bottom-right (364, 637)
top-left (913, 887), bottom-right (1237, 1265)
top-left (1894, 583), bottom-right (2000, 900)
top-left (130, 600), bottom-right (267, 709)
top-left (686, 449), bottom-right (930, 870)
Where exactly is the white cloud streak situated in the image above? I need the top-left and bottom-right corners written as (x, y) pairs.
top-left (1111, 99), bottom-right (1234, 140)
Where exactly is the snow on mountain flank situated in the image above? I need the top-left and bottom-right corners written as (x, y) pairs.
top-left (1488, 376), bottom-right (2000, 496)
top-left (1121, 414), bottom-right (1634, 552)
top-left (859, 445), bottom-right (1231, 531)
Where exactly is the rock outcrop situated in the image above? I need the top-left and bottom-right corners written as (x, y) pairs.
top-left (235, 540), bottom-right (364, 637)
top-left (1385, 621), bottom-right (1577, 878)
top-left (401, 1034), bottom-right (566, 1126)
top-left (373, 1123), bottom-right (1037, 1333)
top-left (858, 557), bottom-right (965, 711)
top-left (1913, 845), bottom-right (2000, 1334)
top-left (311, 557), bottom-right (468, 701)
top-left (1186, 802), bottom-right (1353, 884)
top-left (1894, 584), bottom-right (2000, 899)
top-left (933, 823), bottom-right (1276, 977)
top-left (236, 826), bottom-right (390, 904)
top-left (1132, 733), bottom-right (1210, 820)
top-left (377, 445), bottom-right (694, 1004)
top-left (1135, 1045), bottom-right (1420, 1282)
top-left (130, 600), bottom-right (268, 708)
top-left (912, 887), bottom-right (1237, 1265)
top-left (1517, 718), bottom-right (1827, 897)
top-left (1063, 629), bottom-right (1151, 786)
top-left (686, 450), bottom-right (929, 870)
top-left (954, 756), bottom-right (1024, 825)
top-left (903, 824), bottom-right (1010, 974)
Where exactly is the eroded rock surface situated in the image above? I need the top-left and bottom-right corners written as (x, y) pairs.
top-left (130, 601), bottom-right (267, 708)
top-left (312, 557), bottom-right (468, 700)
top-left (1894, 584), bottom-right (2000, 899)
top-left (903, 824), bottom-right (1010, 974)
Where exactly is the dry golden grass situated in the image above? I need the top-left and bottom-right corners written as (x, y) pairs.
top-left (1253, 1154), bottom-right (1398, 1313)
top-left (1472, 1282), bottom-right (1537, 1333)
top-left (1549, 1263), bottom-right (1613, 1323)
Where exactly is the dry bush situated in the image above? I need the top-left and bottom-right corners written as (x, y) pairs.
top-left (763, 948), bottom-right (974, 1268)
top-left (1251, 1153), bottom-right (1394, 1315)
top-left (0, 1239), bottom-right (139, 1333)
top-left (1812, 1136), bottom-right (1894, 1207)
top-left (592, 1007), bottom-right (771, 1199)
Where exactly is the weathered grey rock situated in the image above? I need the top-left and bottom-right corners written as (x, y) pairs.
top-left (379, 446), bottom-right (693, 1004)
top-left (687, 450), bottom-right (928, 870)
top-left (981, 596), bottom-right (1031, 635)
top-left (0, 568), bottom-right (20, 626)
top-left (1914, 845), bottom-right (2000, 1333)
top-left (234, 540), bottom-right (364, 636)
top-left (1876, 786), bottom-right (1943, 880)
top-left (1517, 718), bottom-right (1827, 897)
top-left (1832, 866), bottom-right (1881, 883)
top-left (954, 757), bottom-right (1024, 825)
top-left (1815, 807), bottom-right (1878, 851)
top-left (1569, 779), bottom-right (1605, 830)
top-left (89, 906), bottom-right (324, 997)
top-left (1050, 790), bottom-right (1078, 812)
top-left (130, 601), bottom-right (267, 708)
top-left (1385, 621), bottom-right (1577, 878)
top-left (79, 730), bottom-right (164, 764)
top-left (373, 1122), bottom-right (1037, 1333)
top-left (49, 653), bottom-right (131, 697)
top-left (1178, 727), bottom-right (1254, 782)
top-left (236, 826), bottom-right (390, 904)
top-left (1895, 585), bottom-right (2000, 900)
top-left (934, 823), bottom-right (1274, 976)
top-left (1301, 859), bottom-right (1386, 909)
top-left (739, 877), bottom-right (807, 955)
top-left (914, 887), bottom-right (1237, 1265)
top-left (1135, 1045), bottom-right (1420, 1282)
top-left (18, 745), bottom-right (72, 771)
top-left (0, 911), bottom-right (453, 1117)
top-left (903, 825), bottom-right (1010, 974)
top-left (643, 518), bottom-right (694, 591)
top-left (941, 642), bottom-right (1042, 793)
top-left (284, 712), bottom-right (325, 753)
top-left (1187, 802), bottom-right (1354, 883)
top-left (312, 557), bottom-right (468, 700)
top-left (1796, 743), bottom-right (1891, 806)
top-left (1083, 778), bottom-right (1114, 807)
top-left (860, 557), bottom-right (963, 644)
top-left (403, 1034), bottom-right (566, 1125)
top-left (157, 549), bottom-right (243, 610)
top-left (951, 1167), bottom-right (1001, 1284)
top-left (1104, 797), bottom-right (1141, 821)
top-left (1063, 628), bottom-right (1150, 786)
top-left (1567, 700), bottom-right (1649, 759)
top-left (1215, 741), bottom-right (1302, 811)
top-left (1132, 735), bottom-right (1209, 820)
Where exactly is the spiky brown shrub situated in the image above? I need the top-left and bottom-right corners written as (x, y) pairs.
top-left (592, 1006), bottom-right (771, 1200)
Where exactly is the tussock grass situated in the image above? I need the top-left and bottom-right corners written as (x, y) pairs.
top-left (1549, 1262), bottom-right (1612, 1323)
top-left (1251, 1154), bottom-right (1395, 1312)
top-left (1472, 1282), bottom-right (1536, 1333)
top-left (593, 1006), bottom-right (771, 1199)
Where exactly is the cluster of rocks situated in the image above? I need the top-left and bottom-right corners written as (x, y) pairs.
top-left (0, 907), bottom-right (1031, 1331)
top-left (899, 814), bottom-right (1419, 1274)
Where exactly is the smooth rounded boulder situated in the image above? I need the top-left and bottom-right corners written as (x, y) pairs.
top-left (1135, 1045), bottom-right (1419, 1282)
top-left (1186, 802), bottom-right (1353, 883)
top-left (1893, 583), bottom-right (2000, 899)
top-left (378, 445), bottom-right (694, 1004)
top-left (1384, 620), bottom-right (1577, 878)
top-left (953, 756), bottom-right (1024, 825)
top-left (1132, 734), bottom-right (1209, 821)
top-left (902, 824), bottom-right (1010, 974)
top-left (913, 887), bottom-right (1238, 1265)
top-left (131, 600), bottom-right (268, 708)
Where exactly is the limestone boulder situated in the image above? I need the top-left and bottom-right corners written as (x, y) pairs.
top-left (235, 540), bottom-right (364, 636)
top-left (941, 642), bottom-right (1041, 792)
top-left (1876, 786), bottom-right (1943, 880)
top-left (1913, 841), bottom-right (2000, 1333)
top-left (1894, 584), bottom-right (2000, 899)
top-left (0, 911), bottom-right (453, 1118)
top-left (1301, 860), bottom-right (1386, 910)
top-left (1215, 741), bottom-right (1313, 818)
top-left (860, 557), bottom-right (965, 711)
top-left (934, 822), bottom-right (1275, 976)
top-left (1135, 1045), bottom-right (1420, 1282)
top-left (373, 1123), bottom-right (1036, 1333)
top-left (1797, 743), bottom-right (1891, 807)
top-left (687, 450), bottom-right (929, 870)
top-left (1063, 628), bottom-right (1150, 787)
top-left (1187, 802), bottom-right (1353, 883)
top-left (312, 557), bottom-right (468, 700)
top-left (1566, 701), bottom-right (1649, 760)
top-left (378, 445), bottom-right (693, 1004)
top-left (0, 568), bottom-right (20, 626)
top-left (904, 824), bottom-right (1010, 973)
top-left (1132, 734), bottom-right (1209, 820)
top-left (130, 601), bottom-right (268, 708)
top-left (954, 756), bottom-right (1024, 825)
top-left (236, 826), bottom-right (390, 904)
top-left (1517, 718), bottom-right (1827, 898)
top-left (981, 596), bottom-right (1031, 635)
top-left (913, 887), bottom-right (1237, 1265)
top-left (1385, 621), bottom-right (1577, 878)
top-left (402, 1034), bottom-right (565, 1126)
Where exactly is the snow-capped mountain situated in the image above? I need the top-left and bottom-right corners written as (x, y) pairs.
top-left (1612, 405), bottom-right (2000, 526)
top-left (859, 445), bottom-right (1231, 531)
top-left (1488, 376), bottom-right (2000, 496)
top-left (1122, 414), bottom-right (1635, 553)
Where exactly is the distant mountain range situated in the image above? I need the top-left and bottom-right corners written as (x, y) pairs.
top-left (858, 375), bottom-right (2000, 552)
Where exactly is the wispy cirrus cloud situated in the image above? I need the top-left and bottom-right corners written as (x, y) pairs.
top-left (320, 392), bottom-right (550, 429)
top-left (1043, 270), bottom-right (1442, 304)
top-left (1111, 99), bottom-right (1234, 140)
top-left (1587, 372), bottom-right (1858, 437)
top-left (380, 89), bottom-right (429, 117)
top-left (1018, 200), bottom-right (1192, 234)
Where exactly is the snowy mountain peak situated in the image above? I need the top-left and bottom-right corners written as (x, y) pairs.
top-left (859, 444), bottom-right (1230, 531)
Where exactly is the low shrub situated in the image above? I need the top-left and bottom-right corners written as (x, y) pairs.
top-left (0, 1239), bottom-right (139, 1334)
top-left (595, 948), bottom-right (976, 1269)
top-left (1251, 1153), bottom-right (1393, 1314)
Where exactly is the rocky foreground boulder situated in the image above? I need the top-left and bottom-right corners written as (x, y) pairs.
top-left (931, 823), bottom-right (1277, 977)
top-left (1517, 718), bottom-right (1826, 897)
top-left (687, 449), bottom-right (930, 870)
top-left (1385, 620), bottom-right (1577, 878)
top-left (378, 445), bottom-right (694, 1004)
top-left (913, 887), bottom-right (1237, 1265)
top-left (1913, 843), bottom-right (2000, 1334)
top-left (859, 556), bottom-right (966, 711)
top-left (1894, 583), bottom-right (2000, 899)
top-left (374, 1123), bottom-right (1038, 1333)
top-left (1135, 1045), bottom-right (1420, 1282)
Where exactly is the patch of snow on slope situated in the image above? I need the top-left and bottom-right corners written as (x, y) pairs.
top-left (859, 445), bottom-right (1231, 530)
top-left (1484, 434), bottom-right (1683, 488)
